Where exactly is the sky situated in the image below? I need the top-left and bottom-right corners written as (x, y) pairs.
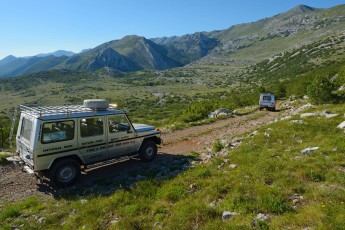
top-left (0, 0), bottom-right (344, 60)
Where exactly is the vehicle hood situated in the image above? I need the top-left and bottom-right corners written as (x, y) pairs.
top-left (132, 123), bottom-right (156, 132)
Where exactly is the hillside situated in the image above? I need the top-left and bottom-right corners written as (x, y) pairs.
top-left (1, 4), bottom-right (345, 78)
top-left (191, 4), bottom-right (345, 67)
top-left (1, 101), bottom-right (345, 229)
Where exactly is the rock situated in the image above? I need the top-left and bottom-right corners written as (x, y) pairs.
top-left (320, 110), bottom-right (331, 116)
top-left (232, 137), bottom-right (243, 142)
top-left (300, 113), bottom-right (318, 118)
top-left (219, 148), bottom-right (230, 156)
top-left (337, 121), bottom-right (345, 129)
top-left (251, 213), bottom-right (269, 228)
top-left (37, 217), bottom-right (45, 224)
top-left (229, 164), bottom-right (237, 169)
top-left (209, 200), bottom-right (217, 208)
top-left (293, 103), bottom-right (315, 115)
top-left (320, 110), bottom-right (339, 118)
top-left (248, 131), bottom-right (259, 137)
top-left (222, 211), bottom-right (239, 221)
top-left (217, 163), bottom-right (224, 169)
top-left (153, 222), bottom-right (162, 229)
top-left (70, 209), bottom-right (76, 216)
top-left (256, 213), bottom-right (269, 222)
top-left (208, 108), bottom-right (232, 118)
top-left (153, 93), bottom-right (164, 99)
top-left (110, 217), bottom-right (120, 224)
top-left (80, 199), bottom-right (88, 205)
top-left (303, 95), bottom-right (309, 100)
top-left (325, 114), bottom-right (339, 118)
top-left (301, 147), bottom-right (319, 155)
top-left (338, 85), bottom-right (345, 91)
top-left (280, 116), bottom-right (292, 121)
top-left (135, 175), bottom-right (147, 180)
top-left (291, 120), bottom-right (305, 124)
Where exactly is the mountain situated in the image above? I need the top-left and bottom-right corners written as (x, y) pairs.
top-left (0, 55), bottom-right (18, 67)
top-left (0, 4), bottom-right (345, 78)
top-left (191, 4), bottom-right (345, 67)
top-left (0, 56), bottom-right (69, 78)
top-left (151, 32), bottom-right (219, 65)
top-left (0, 50), bottom-right (74, 77)
top-left (59, 35), bottom-right (182, 72)
top-left (35, 50), bottom-right (75, 58)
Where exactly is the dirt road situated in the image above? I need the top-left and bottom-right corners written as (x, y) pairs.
top-left (0, 107), bottom-right (282, 205)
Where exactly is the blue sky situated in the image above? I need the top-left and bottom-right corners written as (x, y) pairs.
top-left (0, 0), bottom-right (344, 59)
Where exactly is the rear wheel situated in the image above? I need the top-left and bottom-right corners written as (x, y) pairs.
top-left (49, 158), bottom-right (80, 187)
top-left (139, 141), bottom-right (157, 162)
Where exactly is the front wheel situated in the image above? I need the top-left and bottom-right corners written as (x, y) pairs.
top-left (139, 141), bottom-right (157, 162)
top-left (49, 158), bottom-right (81, 187)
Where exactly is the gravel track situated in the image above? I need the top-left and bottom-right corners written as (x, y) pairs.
top-left (0, 106), bottom-right (282, 206)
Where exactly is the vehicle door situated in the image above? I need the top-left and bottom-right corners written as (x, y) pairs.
top-left (16, 115), bottom-right (35, 165)
top-left (107, 114), bottom-right (136, 158)
top-left (78, 116), bottom-right (107, 163)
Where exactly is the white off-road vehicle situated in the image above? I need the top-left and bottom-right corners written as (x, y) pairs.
top-left (259, 93), bottom-right (276, 111)
top-left (7, 99), bottom-right (162, 187)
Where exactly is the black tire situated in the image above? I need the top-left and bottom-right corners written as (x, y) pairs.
top-left (49, 158), bottom-right (80, 187)
top-left (139, 140), bottom-right (157, 162)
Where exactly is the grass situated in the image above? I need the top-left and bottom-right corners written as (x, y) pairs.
top-left (1, 103), bottom-right (345, 229)
top-left (0, 152), bottom-right (11, 165)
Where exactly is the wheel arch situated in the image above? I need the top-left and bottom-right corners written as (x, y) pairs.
top-left (49, 154), bottom-right (84, 169)
top-left (138, 136), bottom-right (162, 150)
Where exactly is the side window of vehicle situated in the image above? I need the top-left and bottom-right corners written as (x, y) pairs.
top-left (108, 115), bottom-right (130, 133)
top-left (80, 117), bottom-right (104, 137)
top-left (42, 120), bottom-right (75, 144)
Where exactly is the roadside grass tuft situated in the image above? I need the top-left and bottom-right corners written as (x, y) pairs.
top-left (212, 139), bottom-right (224, 153)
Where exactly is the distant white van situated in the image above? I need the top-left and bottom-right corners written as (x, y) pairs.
top-left (259, 93), bottom-right (276, 111)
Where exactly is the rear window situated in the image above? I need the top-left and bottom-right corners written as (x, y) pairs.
top-left (263, 96), bottom-right (272, 101)
top-left (20, 118), bottom-right (33, 142)
top-left (42, 121), bottom-right (75, 144)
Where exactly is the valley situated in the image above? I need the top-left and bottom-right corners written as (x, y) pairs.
top-left (1, 3), bottom-right (345, 229)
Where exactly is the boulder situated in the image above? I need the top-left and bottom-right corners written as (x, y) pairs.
top-left (300, 113), bottom-right (318, 118)
top-left (293, 103), bottom-right (315, 115)
top-left (301, 147), bottom-right (319, 155)
top-left (256, 213), bottom-right (269, 222)
top-left (320, 110), bottom-right (339, 118)
top-left (208, 108), bottom-right (231, 118)
top-left (291, 120), bottom-right (305, 124)
top-left (222, 211), bottom-right (240, 221)
top-left (337, 121), bottom-right (345, 129)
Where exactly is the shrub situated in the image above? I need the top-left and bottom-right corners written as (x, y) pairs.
top-left (307, 74), bottom-right (339, 104)
top-left (212, 139), bottom-right (224, 153)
